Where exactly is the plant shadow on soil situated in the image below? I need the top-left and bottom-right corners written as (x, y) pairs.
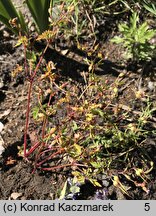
top-left (34, 41), bottom-right (123, 80)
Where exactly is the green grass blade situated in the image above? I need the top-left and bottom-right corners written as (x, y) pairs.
top-left (0, 0), bottom-right (19, 18)
top-left (143, 1), bottom-right (156, 16)
top-left (25, 0), bottom-right (53, 33)
top-left (0, 0), bottom-right (27, 35)
top-left (18, 10), bottom-right (29, 35)
top-left (0, 14), bottom-right (17, 34)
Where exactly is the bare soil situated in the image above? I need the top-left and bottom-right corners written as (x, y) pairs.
top-left (0, 0), bottom-right (156, 200)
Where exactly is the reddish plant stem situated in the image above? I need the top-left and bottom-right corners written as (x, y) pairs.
top-left (25, 141), bottom-right (41, 157)
top-left (41, 164), bottom-right (74, 171)
top-left (24, 81), bottom-right (33, 157)
top-left (32, 42), bottom-right (49, 80)
top-left (32, 83), bottom-right (65, 157)
top-left (25, 129), bottom-right (60, 157)
top-left (24, 42), bottom-right (49, 158)
top-left (41, 92), bottom-right (54, 144)
top-left (23, 45), bottom-right (28, 76)
top-left (42, 118), bottom-right (47, 140)
top-left (41, 163), bottom-right (88, 171)
top-left (32, 147), bottom-right (64, 174)
top-left (37, 146), bottom-right (61, 159)
top-left (36, 148), bottom-right (65, 167)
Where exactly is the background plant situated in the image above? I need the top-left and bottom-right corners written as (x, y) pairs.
top-left (111, 12), bottom-right (156, 61)
top-left (0, 0), bottom-right (57, 35)
top-left (59, 0), bottom-right (147, 41)
top-left (25, 0), bottom-right (54, 33)
top-left (0, 0), bottom-right (28, 35)
top-left (143, 0), bottom-right (156, 18)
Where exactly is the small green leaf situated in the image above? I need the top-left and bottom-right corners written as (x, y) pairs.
top-left (73, 143), bottom-right (82, 156)
top-left (59, 180), bottom-right (68, 200)
top-left (111, 36), bottom-right (124, 44)
top-left (26, 51), bottom-right (37, 63)
top-left (90, 179), bottom-right (102, 187)
top-left (32, 106), bottom-right (40, 119)
top-left (90, 161), bottom-right (102, 169)
top-left (72, 121), bottom-right (78, 131)
top-left (72, 171), bottom-right (85, 184)
top-left (144, 2), bottom-right (156, 17)
top-left (70, 185), bottom-right (80, 194)
top-left (91, 108), bottom-right (104, 117)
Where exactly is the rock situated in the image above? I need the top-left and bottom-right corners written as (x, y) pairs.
top-left (0, 122), bottom-right (4, 133)
top-left (148, 81), bottom-right (156, 91)
top-left (3, 30), bottom-right (10, 38)
top-left (0, 135), bottom-right (5, 157)
top-left (0, 122), bottom-right (5, 157)
top-left (10, 192), bottom-right (23, 200)
top-left (0, 78), bottom-right (4, 89)
top-left (0, 109), bottom-right (11, 119)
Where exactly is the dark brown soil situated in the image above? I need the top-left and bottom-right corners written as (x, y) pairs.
top-left (0, 1), bottom-right (156, 200)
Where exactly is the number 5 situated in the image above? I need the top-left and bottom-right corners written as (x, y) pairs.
top-left (144, 203), bottom-right (150, 211)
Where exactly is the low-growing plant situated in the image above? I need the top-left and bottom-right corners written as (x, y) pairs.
top-left (59, 0), bottom-right (129, 41)
top-left (13, 39), bottom-right (156, 198)
top-left (20, 53), bottom-right (155, 196)
top-left (13, 3), bottom-right (75, 162)
top-left (6, 0), bottom-right (156, 199)
top-left (111, 12), bottom-right (156, 61)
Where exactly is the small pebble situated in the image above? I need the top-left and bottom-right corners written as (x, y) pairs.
top-left (10, 192), bottom-right (23, 200)
top-left (0, 135), bottom-right (5, 157)
top-left (0, 122), bottom-right (4, 133)
top-left (0, 78), bottom-right (4, 89)
top-left (148, 81), bottom-right (155, 91)
top-left (3, 30), bottom-right (10, 38)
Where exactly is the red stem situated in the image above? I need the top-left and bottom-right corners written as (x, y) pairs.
top-left (23, 45), bottom-right (28, 76)
top-left (36, 148), bottom-right (65, 167)
top-left (24, 42), bottom-right (49, 158)
top-left (25, 141), bottom-right (41, 157)
top-left (41, 163), bottom-right (88, 171)
top-left (32, 43), bottom-right (49, 81)
top-left (24, 81), bottom-right (33, 157)
top-left (38, 146), bottom-right (61, 156)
